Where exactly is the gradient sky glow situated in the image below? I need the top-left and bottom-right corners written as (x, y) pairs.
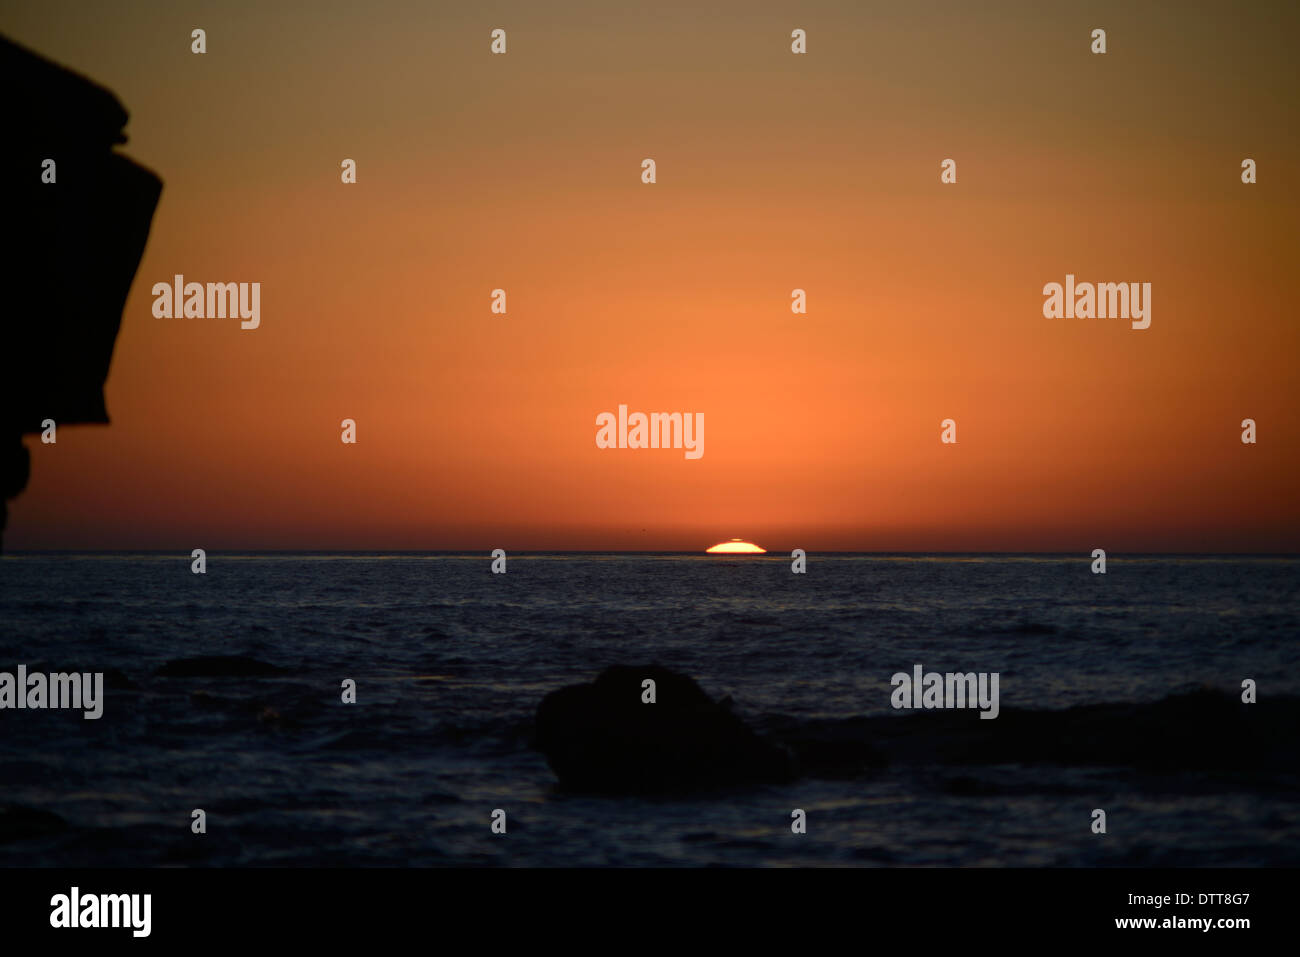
top-left (5, 1), bottom-right (1298, 551)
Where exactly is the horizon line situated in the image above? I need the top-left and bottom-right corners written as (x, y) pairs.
top-left (4, 549), bottom-right (1298, 557)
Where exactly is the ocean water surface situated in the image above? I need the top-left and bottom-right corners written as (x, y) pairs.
top-left (1, 553), bottom-right (1296, 866)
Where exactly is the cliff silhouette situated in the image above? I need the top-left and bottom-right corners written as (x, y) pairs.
top-left (0, 34), bottom-right (161, 549)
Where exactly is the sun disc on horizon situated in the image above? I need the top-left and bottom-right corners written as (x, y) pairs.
top-left (705, 539), bottom-right (766, 554)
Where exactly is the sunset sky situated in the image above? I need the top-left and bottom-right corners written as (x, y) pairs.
top-left (6, 0), bottom-right (1298, 551)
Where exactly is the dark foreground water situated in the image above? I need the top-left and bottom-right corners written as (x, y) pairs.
top-left (1, 553), bottom-right (1297, 866)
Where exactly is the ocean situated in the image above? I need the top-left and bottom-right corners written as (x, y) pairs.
top-left (1, 553), bottom-right (1297, 867)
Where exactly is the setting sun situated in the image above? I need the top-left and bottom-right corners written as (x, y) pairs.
top-left (705, 539), bottom-right (766, 554)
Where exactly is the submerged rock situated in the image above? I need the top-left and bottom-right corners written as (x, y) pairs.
top-left (535, 665), bottom-right (796, 794)
top-left (155, 655), bottom-right (286, 678)
top-left (0, 804), bottom-right (68, 844)
top-left (102, 668), bottom-right (136, 690)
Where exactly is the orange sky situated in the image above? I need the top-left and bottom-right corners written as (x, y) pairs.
top-left (6, 1), bottom-right (1298, 551)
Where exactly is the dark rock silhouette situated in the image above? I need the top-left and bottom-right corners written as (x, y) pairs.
top-left (155, 656), bottom-right (287, 678)
top-left (0, 804), bottom-right (67, 844)
top-left (0, 34), bottom-right (161, 549)
top-left (765, 686), bottom-right (1299, 780)
top-left (534, 665), bottom-right (796, 793)
top-left (102, 667), bottom-right (137, 690)
top-left (537, 670), bottom-right (1297, 795)
top-left (23, 664), bottom-right (136, 689)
